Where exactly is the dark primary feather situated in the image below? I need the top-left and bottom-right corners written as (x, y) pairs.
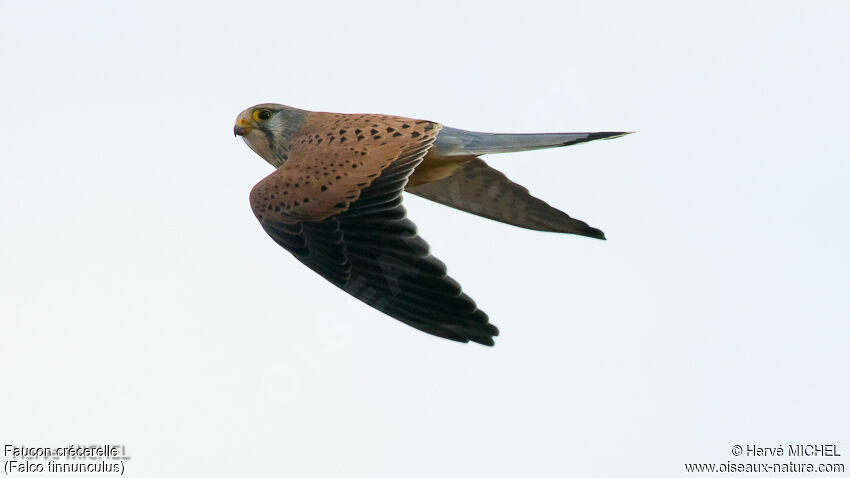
top-left (257, 138), bottom-right (498, 345)
top-left (407, 158), bottom-right (606, 238)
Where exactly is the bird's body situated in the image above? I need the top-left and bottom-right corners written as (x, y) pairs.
top-left (235, 104), bottom-right (629, 345)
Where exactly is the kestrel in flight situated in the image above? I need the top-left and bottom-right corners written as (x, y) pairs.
top-left (234, 104), bottom-right (629, 346)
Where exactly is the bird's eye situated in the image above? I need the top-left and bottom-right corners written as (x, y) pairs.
top-left (254, 109), bottom-right (272, 121)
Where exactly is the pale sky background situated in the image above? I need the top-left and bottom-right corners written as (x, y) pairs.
top-left (1, 1), bottom-right (848, 477)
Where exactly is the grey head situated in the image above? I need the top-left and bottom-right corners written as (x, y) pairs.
top-left (234, 103), bottom-right (307, 168)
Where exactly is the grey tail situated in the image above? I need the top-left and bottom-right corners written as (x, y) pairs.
top-left (431, 127), bottom-right (632, 157)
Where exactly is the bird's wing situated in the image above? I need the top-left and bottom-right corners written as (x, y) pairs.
top-left (407, 157), bottom-right (606, 238)
top-left (250, 113), bottom-right (498, 345)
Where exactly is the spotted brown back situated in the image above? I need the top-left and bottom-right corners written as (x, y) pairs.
top-left (250, 112), bottom-right (441, 224)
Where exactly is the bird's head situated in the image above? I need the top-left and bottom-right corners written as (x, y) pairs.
top-left (234, 103), bottom-right (306, 167)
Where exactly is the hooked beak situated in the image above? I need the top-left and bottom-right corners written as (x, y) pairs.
top-left (233, 118), bottom-right (252, 136)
